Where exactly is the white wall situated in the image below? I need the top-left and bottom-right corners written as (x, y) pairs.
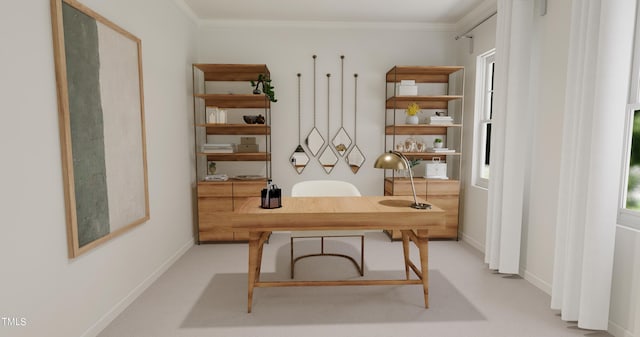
top-left (519, 0), bottom-right (571, 295)
top-left (456, 9), bottom-right (497, 252)
top-left (197, 22), bottom-right (458, 196)
top-left (455, 0), bottom-right (571, 295)
top-left (611, 228), bottom-right (640, 337)
top-left (0, 1), bottom-right (197, 336)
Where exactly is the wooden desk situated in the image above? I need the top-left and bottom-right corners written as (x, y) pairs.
top-left (232, 196), bottom-right (446, 312)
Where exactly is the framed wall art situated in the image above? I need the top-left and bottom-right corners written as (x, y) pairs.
top-left (50, 0), bottom-right (149, 258)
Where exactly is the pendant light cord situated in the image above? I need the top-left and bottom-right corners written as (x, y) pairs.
top-left (297, 73), bottom-right (301, 144)
top-left (354, 73), bottom-right (358, 142)
top-left (313, 55), bottom-right (317, 127)
top-left (327, 73), bottom-right (331, 140)
top-left (340, 55), bottom-right (345, 127)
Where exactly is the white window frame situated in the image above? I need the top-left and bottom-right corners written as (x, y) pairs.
top-left (473, 49), bottom-right (495, 189)
top-left (617, 3), bottom-right (640, 231)
top-left (618, 104), bottom-right (640, 230)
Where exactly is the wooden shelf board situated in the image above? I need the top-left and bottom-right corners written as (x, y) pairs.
top-left (199, 178), bottom-right (268, 184)
top-left (194, 94), bottom-right (270, 108)
top-left (193, 64), bottom-right (269, 81)
top-left (197, 124), bottom-right (270, 135)
top-left (384, 177), bottom-right (460, 183)
top-left (385, 124), bottom-right (462, 135)
top-left (197, 152), bottom-right (271, 161)
top-left (386, 66), bottom-right (464, 83)
top-left (401, 152), bottom-right (461, 160)
top-left (386, 95), bottom-right (463, 109)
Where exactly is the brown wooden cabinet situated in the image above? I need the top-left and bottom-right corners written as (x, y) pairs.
top-left (383, 66), bottom-right (464, 240)
top-left (192, 64), bottom-right (272, 243)
top-left (197, 180), bottom-right (264, 242)
top-left (384, 178), bottom-right (459, 239)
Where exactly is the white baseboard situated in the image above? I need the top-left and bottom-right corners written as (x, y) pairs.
top-left (460, 232), bottom-right (485, 252)
top-left (80, 238), bottom-right (194, 337)
top-left (462, 232), bottom-right (636, 337)
top-left (608, 319), bottom-right (636, 337)
top-left (522, 269), bottom-right (552, 295)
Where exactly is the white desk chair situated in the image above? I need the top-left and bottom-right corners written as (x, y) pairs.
top-left (290, 180), bottom-right (365, 278)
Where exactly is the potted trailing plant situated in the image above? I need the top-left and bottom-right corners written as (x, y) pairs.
top-left (251, 74), bottom-right (277, 102)
top-left (402, 158), bottom-right (421, 178)
top-left (405, 102), bottom-right (420, 124)
top-left (434, 138), bottom-right (444, 148)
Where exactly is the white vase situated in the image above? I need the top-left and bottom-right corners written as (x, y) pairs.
top-left (406, 115), bottom-right (419, 125)
top-left (434, 141), bottom-right (444, 148)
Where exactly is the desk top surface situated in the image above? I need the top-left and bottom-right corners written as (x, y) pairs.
top-left (231, 196), bottom-right (445, 232)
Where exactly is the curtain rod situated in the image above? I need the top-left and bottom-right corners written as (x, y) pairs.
top-left (455, 11), bottom-right (497, 40)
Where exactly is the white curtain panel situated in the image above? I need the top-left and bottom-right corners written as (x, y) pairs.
top-left (484, 0), bottom-right (534, 274)
top-left (636, 241), bottom-right (640, 337)
top-left (551, 0), bottom-right (635, 330)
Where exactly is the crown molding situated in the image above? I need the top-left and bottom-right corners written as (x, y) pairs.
top-left (198, 19), bottom-right (455, 31)
top-left (173, 0), bottom-right (200, 25)
top-left (455, 0), bottom-right (498, 34)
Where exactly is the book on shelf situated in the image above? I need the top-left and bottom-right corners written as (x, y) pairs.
top-left (428, 116), bottom-right (454, 125)
top-left (202, 149), bottom-right (234, 153)
top-left (427, 148), bottom-right (456, 153)
top-left (202, 143), bottom-right (233, 147)
top-left (201, 143), bottom-right (234, 153)
top-left (204, 174), bottom-right (229, 182)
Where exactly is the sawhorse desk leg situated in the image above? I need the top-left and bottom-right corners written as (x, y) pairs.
top-left (400, 229), bottom-right (430, 308)
top-left (247, 231), bottom-right (269, 313)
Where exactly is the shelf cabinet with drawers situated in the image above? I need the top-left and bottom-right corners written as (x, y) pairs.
top-left (197, 180), bottom-right (264, 242)
top-left (192, 64), bottom-right (272, 243)
top-left (383, 178), bottom-right (459, 239)
top-left (383, 66), bottom-right (464, 240)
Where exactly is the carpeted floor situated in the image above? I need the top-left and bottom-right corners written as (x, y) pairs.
top-left (97, 232), bottom-right (613, 337)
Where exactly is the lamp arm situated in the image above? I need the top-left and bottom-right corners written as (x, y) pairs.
top-left (392, 151), bottom-right (419, 206)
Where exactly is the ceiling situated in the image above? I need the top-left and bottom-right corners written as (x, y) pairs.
top-left (180, 0), bottom-right (486, 24)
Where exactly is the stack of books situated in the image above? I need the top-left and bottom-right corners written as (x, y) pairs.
top-left (201, 143), bottom-right (234, 153)
top-left (204, 174), bottom-right (229, 182)
top-left (428, 115), bottom-right (454, 125)
top-left (428, 147), bottom-right (456, 153)
top-left (397, 80), bottom-right (418, 96)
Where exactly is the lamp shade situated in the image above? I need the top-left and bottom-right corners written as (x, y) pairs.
top-left (373, 151), bottom-right (409, 170)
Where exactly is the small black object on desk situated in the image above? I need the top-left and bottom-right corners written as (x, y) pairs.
top-left (261, 180), bottom-right (281, 209)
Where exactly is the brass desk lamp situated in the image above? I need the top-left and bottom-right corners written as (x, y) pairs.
top-left (373, 151), bottom-right (431, 209)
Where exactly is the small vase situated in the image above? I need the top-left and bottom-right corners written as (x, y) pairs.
top-left (207, 162), bottom-right (216, 175)
top-left (406, 115), bottom-right (419, 125)
top-left (434, 141), bottom-right (444, 148)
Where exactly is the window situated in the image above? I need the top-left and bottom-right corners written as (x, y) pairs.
top-left (474, 49), bottom-right (495, 189)
top-left (618, 3), bottom-right (640, 231)
top-left (618, 103), bottom-right (640, 229)
top-left (623, 107), bottom-right (640, 210)
top-left (619, 104), bottom-right (640, 230)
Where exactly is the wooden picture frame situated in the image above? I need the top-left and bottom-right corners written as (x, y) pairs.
top-left (51, 0), bottom-right (150, 258)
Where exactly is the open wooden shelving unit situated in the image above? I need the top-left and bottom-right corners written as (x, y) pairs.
top-left (192, 63), bottom-right (272, 243)
top-left (197, 124), bottom-right (271, 135)
top-left (385, 124), bottom-right (462, 135)
top-left (193, 93), bottom-right (270, 108)
top-left (385, 95), bottom-right (464, 109)
top-left (383, 65), bottom-right (464, 240)
top-left (198, 152), bottom-right (271, 161)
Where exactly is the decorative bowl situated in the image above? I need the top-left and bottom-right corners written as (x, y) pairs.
top-left (243, 115), bottom-right (265, 124)
top-left (243, 115), bottom-right (258, 124)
